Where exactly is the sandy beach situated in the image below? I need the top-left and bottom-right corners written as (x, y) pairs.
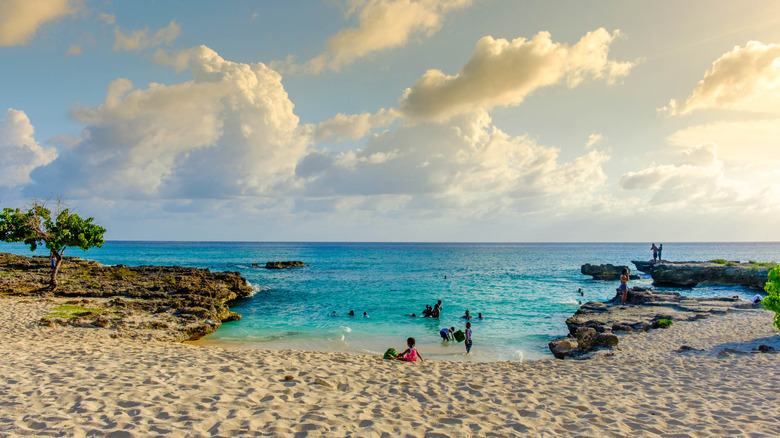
top-left (1, 295), bottom-right (779, 437)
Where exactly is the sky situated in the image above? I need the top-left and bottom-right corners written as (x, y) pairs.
top-left (1, 0), bottom-right (779, 242)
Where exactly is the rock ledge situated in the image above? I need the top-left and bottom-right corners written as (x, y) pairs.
top-left (0, 252), bottom-right (253, 342)
top-left (631, 260), bottom-right (772, 289)
top-left (549, 287), bottom-right (761, 359)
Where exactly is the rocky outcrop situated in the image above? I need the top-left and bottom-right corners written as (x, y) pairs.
top-left (581, 263), bottom-right (640, 280)
top-left (631, 260), bottom-right (772, 289)
top-left (0, 252), bottom-right (253, 342)
top-left (265, 261), bottom-right (304, 269)
top-left (549, 328), bottom-right (619, 359)
top-left (548, 286), bottom-right (761, 359)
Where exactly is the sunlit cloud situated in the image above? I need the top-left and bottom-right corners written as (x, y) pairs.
top-left (98, 12), bottom-right (115, 25)
top-left (273, 0), bottom-right (472, 74)
top-left (0, 109), bottom-right (57, 188)
top-left (586, 133), bottom-right (603, 148)
top-left (667, 119), bottom-right (780, 167)
top-left (313, 108), bottom-right (400, 142)
top-left (30, 46), bottom-right (308, 199)
top-left (297, 110), bottom-right (610, 217)
top-left (65, 44), bottom-right (82, 55)
top-left (0, 0), bottom-right (80, 46)
top-left (399, 28), bottom-right (635, 122)
top-left (661, 41), bottom-right (780, 116)
top-left (619, 143), bottom-right (779, 213)
top-left (113, 19), bottom-right (181, 51)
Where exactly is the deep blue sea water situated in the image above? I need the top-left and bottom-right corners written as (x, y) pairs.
top-left (3, 241), bottom-right (778, 361)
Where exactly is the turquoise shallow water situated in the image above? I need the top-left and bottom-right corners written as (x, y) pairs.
top-left (3, 241), bottom-right (779, 361)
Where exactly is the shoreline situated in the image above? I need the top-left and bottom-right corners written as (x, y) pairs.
top-left (2, 294), bottom-right (779, 436)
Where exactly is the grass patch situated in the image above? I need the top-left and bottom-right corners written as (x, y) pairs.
top-left (46, 305), bottom-right (104, 319)
top-left (710, 259), bottom-right (738, 267)
top-left (111, 266), bottom-right (138, 280)
top-left (656, 318), bottom-right (673, 328)
top-left (162, 276), bottom-right (176, 285)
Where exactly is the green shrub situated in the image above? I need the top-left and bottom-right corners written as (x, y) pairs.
top-left (656, 318), bottom-right (673, 328)
top-left (710, 259), bottom-right (738, 267)
top-left (763, 266), bottom-right (780, 330)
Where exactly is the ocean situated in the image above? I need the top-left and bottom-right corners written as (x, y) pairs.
top-left (3, 241), bottom-right (778, 361)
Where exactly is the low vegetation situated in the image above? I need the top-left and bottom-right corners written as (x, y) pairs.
top-left (656, 318), bottom-right (673, 329)
top-left (46, 304), bottom-right (104, 319)
top-left (710, 259), bottom-right (738, 267)
top-left (747, 261), bottom-right (777, 271)
top-left (763, 266), bottom-right (780, 330)
top-left (112, 266), bottom-right (138, 280)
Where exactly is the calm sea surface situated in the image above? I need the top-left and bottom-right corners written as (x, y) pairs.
top-left (3, 241), bottom-right (778, 361)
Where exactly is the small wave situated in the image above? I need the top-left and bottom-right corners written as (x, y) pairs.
top-left (247, 282), bottom-right (271, 296)
top-left (557, 298), bottom-right (580, 305)
top-left (340, 326), bottom-right (352, 333)
top-left (512, 350), bottom-right (526, 362)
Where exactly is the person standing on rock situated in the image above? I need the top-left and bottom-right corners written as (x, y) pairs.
top-left (651, 243), bottom-right (658, 263)
top-left (658, 244), bottom-right (663, 262)
top-left (619, 268), bottom-right (630, 306)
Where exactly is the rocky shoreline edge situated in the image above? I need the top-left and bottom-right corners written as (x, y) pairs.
top-left (0, 252), bottom-right (253, 342)
top-left (549, 287), bottom-right (768, 359)
top-left (632, 260), bottom-right (773, 289)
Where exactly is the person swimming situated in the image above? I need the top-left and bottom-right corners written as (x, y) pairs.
top-left (461, 310), bottom-right (472, 320)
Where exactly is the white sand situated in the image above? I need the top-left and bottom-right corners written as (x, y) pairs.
top-left (1, 295), bottom-right (779, 437)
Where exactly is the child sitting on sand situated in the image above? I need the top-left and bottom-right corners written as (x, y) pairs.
top-left (396, 337), bottom-right (423, 362)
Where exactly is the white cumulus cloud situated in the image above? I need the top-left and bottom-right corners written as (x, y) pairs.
top-left (314, 108), bottom-right (400, 142)
top-left (0, 108), bottom-right (57, 187)
top-left (29, 46), bottom-right (308, 199)
top-left (113, 19), bottom-right (181, 51)
top-left (666, 119), bottom-right (780, 167)
top-left (618, 144), bottom-right (778, 212)
top-left (399, 28), bottom-right (635, 121)
top-left (296, 110), bottom-right (609, 217)
top-left (586, 133), bottom-right (603, 148)
top-left (0, 0), bottom-right (79, 46)
top-left (661, 41), bottom-right (780, 116)
top-left (274, 0), bottom-right (471, 74)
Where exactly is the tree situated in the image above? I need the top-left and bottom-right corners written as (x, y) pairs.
top-left (764, 265), bottom-right (780, 330)
top-left (0, 200), bottom-right (106, 290)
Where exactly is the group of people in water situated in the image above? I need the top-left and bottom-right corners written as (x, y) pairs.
top-left (415, 300), bottom-right (444, 318)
